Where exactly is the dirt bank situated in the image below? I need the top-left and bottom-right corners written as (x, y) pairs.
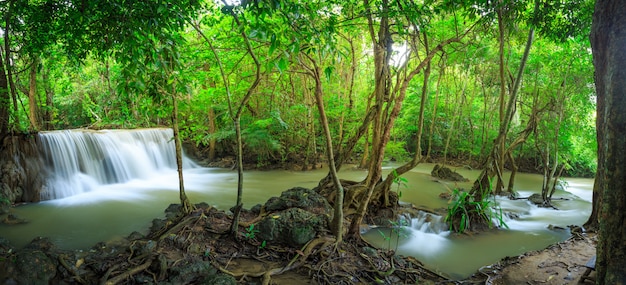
top-left (473, 232), bottom-right (596, 284)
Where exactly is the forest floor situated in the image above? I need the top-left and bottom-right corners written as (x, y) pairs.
top-left (0, 200), bottom-right (597, 285)
top-left (476, 231), bottom-right (597, 285)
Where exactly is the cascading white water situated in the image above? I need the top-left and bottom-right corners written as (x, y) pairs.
top-left (38, 128), bottom-right (197, 200)
top-left (397, 211), bottom-right (450, 255)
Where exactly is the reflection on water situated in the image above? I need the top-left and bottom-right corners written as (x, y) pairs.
top-left (0, 162), bottom-right (592, 280)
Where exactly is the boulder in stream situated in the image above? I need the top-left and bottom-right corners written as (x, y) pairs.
top-left (2, 213), bottom-right (27, 225)
top-left (258, 187), bottom-right (332, 247)
top-left (528, 193), bottom-right (544, 205)
top-left (431, 164), bottom-right (470, 182)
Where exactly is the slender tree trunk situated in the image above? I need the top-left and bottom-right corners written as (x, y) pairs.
top-left (443, 79), bottom-right (464, 165)
top-left (495, 4), bottom-right (507, 193)
top-left (4, 7), bottom-right (19, 129)
top-left (230, 115), bottom-right (245, 233)
top-left (28, 57), bottom-right (41, 130)
top-left (310, 61), bottom-right (344, 243)
top-left (207, 107), bottom-right (217, 161)
top-left (42, 65), bottom-right (54, 130)
top-left (470, 25), bottom-right (535, 200)
top-left (0, 48), bottom-right (9, 137)
top-left (506, 152), bottom-right (517, 193)
top-left (172, 92), bottom-right (194, 215)
top-left (548, 165), bottom-right (564, 201)
top-left (359, 128), bottom-right (370, 169)
top-left (427, 60), bottom-right (444, 160)
top-left (591, 1), bottom-right (626, 282)
top-left (192, 17), bottom-right (261, 234)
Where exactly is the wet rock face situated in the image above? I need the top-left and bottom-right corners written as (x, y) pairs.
top-left (258, 187), bottom-right (332, 247)
top-left (0, 134), bottom-right (44, 204)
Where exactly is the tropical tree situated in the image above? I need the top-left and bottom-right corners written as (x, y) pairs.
top-left (591, 0), bottom-right (626, 282)
top-left (0, 0), bottom-right (203, 212)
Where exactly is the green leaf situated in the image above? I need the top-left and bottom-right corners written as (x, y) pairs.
top-left (324, 66), bottom-right (334, 81)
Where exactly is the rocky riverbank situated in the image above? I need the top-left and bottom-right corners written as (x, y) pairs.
top-left (0, 187), bottom-right (452, 285)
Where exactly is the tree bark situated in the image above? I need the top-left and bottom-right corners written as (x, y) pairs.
top-left (0, 48), bottom-right (9, 137)
top-left (470, 25), bottom-right (535, 199)
top-left (591, 1), bottom-right (626, 282)
top-left (28, 57), bottom-right (41, 130)
top-left (310, 59), bottom-right (344, 243)
top-left (172, 91), bottom-right (194, 215)
top-left (42, 64), bottom-right (54, 130)
top-left (584, 59), bottom-right (604, 232)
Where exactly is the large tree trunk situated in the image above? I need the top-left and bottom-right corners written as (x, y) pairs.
top-left (584, 62), bottom-right (604, 232)
top-left (591, 1), bottom-right (626, 282)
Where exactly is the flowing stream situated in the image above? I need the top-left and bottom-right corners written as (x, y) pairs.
top-left (0, 129), bottom-right (593, 279)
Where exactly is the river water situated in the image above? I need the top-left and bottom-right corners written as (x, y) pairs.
top-left (0, 129), bottom-right (593, 280)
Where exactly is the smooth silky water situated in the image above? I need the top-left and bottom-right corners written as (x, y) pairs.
top-left (0, 129), bottom-right (593, 280)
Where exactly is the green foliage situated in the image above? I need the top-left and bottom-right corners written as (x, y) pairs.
top-left (445, 188), bottom-right (508, 233)
top-left (385, 141), bottom-right (409, 161)
top-left (0, 0), bottom-right (596, 178)
top-left (377, 218), bottom-right (410, 252)
top-left (244, 224), bottom-right (259, 240)
top-left (392, 170), bottom-right (408, 199)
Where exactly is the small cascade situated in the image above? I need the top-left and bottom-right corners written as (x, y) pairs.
top-left (397, 211), bottom-right (450, 256)
top-left (407, 211), bottom-right (450, 234)
top-left (38, 128), bottom-right (197, 200)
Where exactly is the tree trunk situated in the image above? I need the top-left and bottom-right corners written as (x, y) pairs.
top-left (591, 1), bottom-right (626, 282)
top-left (495, 4), bottom-right (507, 194)
top-left (584, 63), bottom-right (604, 232)
top-left (5, 10), bottom-right (19, 130)
top-left (311, 61), bottom-right (344, 243)
top-left (470, 25), bottom-right (535, 198)
top-left (172, 92), bottom-right (194, 215)
top-left (28, 57), bottom-right (41, 130)
top-left (0, 48), bottom-right (9, 137)
top-left (42, 64), bottom-right (54, 130)
top-left (207, 107), bottom-right (216, 161)
top-left (426, 59), bottom-right (444, 161)
top-left (193, 15), bottom-right (261, 235)
top-left (506, 152), bottom-right (517, 193)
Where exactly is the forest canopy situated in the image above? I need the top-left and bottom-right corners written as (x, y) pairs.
top-left (0, 0), bottom-right (596, 177)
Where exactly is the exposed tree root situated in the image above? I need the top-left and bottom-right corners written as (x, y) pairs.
top-left (31, 203), bottom-right (453, 285)
top-left (58, 254), bottom-right (87, 284)
top-left (102, 258), bottom-right (152, 285)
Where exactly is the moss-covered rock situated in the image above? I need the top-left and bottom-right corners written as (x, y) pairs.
top-left (258, 207), bottom-right (328, 247)
top-left (11, 238), bottom-right (58, 285)
top-left (263, 187), bottom-right (333, 215)
top-left (431, 164), bottom-right (469, 182)
top-left (257, 187), bottom-right (333, 247)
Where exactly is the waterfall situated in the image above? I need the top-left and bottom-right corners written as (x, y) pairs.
top-left (38, 128), bottom-right (197, 200)
top-left (407, 211), bottom-right (450, 234)
top-left (397, 211), bottom-right (450, 256)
